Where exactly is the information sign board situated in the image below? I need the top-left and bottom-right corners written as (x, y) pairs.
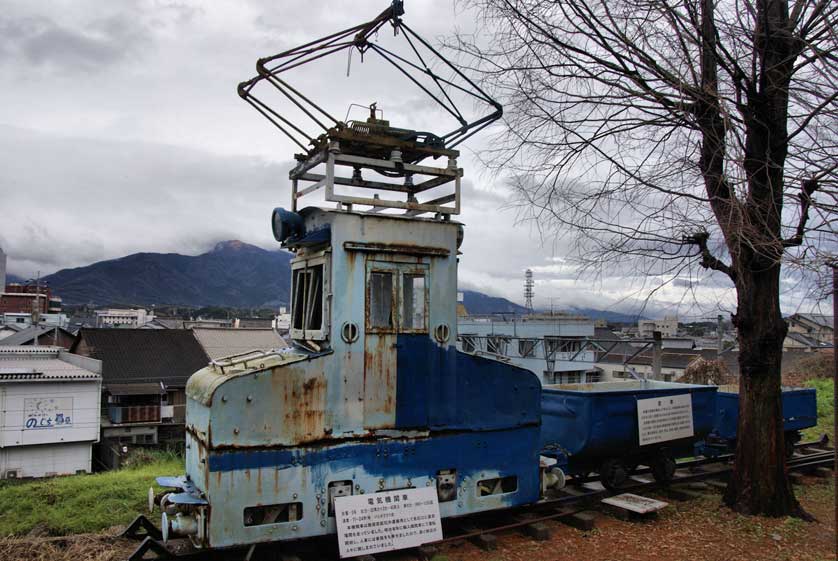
top-left (335, 486), bottom-right (443, 558)
top-left (637, 394), bottom-right (693, 446)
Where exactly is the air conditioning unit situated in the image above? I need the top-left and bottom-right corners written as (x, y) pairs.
top-left (4, 470), bottom-right (18, 479)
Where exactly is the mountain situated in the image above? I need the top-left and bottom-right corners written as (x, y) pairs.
top-left (5, 273), bottom-right (24, 284)
top-left (461, 290), bottom-right (529, 315)
top-left (39, 243), bottom-right (643, 321)
top-left (43, 241), bottom-right (293, 308)
top-left (565, 307), bottom-right (645, 324)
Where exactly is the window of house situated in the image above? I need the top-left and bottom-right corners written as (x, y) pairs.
top-left (561, 372), bottom-right (581, 384)
top-left (290, 257), bottom-right (328, 341)
top-left (518, 338), bottom-right (536, 358)
top-left (544, 337), bottom-right (560, 356)
top-left (587, 371), bottom-right (601, 383)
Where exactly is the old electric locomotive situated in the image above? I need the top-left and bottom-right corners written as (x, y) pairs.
top-left (145, 2), bottom-right (741, 554)
top-left (150, 2), bottom-right (543, 550)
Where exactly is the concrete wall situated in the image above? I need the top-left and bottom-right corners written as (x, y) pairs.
top-left (0, 381), bottom-right (100, 448)
top-left (0, 441), bottom-right (92, 478)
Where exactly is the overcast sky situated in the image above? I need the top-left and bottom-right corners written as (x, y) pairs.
top-left (0, 0), bottom-right (828, 319)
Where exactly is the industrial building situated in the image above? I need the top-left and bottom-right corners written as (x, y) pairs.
top-left (457, 314), bottom-right (597, 384)
top-left (0, 346), bottom-right (102, 479)
top-left (95, 308), bottom-right (155, 328)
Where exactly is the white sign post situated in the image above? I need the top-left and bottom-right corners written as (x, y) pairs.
top-left (335, 486), bottom-right (443, 558)
top-left (636, 394), bottom-right (694, 446)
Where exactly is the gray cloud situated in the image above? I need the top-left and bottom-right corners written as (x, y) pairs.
top-left (0, 1), bottom-right (820, 317)
top-left (0, 14), bottom-right (147, 72)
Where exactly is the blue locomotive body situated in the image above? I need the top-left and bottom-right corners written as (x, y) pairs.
top-left (158, 207), bottom-right (543, 549)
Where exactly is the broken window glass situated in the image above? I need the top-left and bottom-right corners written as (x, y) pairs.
top-left (291, 262), bottom-right (325, 337)
top-left (401, 273), bottom-right (426, 330)
top-left (369, 272), bottom-right (394, 329)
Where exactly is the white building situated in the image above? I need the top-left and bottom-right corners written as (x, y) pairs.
top-left (638, 316), bottom-right (679, 338)
top-left (1, 312), bottom-right (69, 329)
top-left (0, 347), bottom-right (102, 479)
top-left (0, 246), bottom-right (5, 291)
top-left (95, 308), bottom-right (155, 328)
top-left (457, 314), bottom-right (597, 384)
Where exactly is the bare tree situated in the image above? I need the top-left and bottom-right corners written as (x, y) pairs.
top-left (450, 0), bottom-right (837, 515)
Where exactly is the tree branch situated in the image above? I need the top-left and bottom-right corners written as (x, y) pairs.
top-left (684, 231), bottom-right (737, 281)
top-left (782, 178), bottom-right (820, 247)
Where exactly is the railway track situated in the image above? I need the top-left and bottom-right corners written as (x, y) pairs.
top-left (124, 439), bottom-right (835, 561)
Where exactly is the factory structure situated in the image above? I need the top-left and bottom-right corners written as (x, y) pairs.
top-left (0, 347), bottom-right (102, 479)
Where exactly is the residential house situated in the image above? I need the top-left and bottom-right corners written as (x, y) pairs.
top-left (784, 314), bottom-right (834, 352)
top-left (0, 325), bottom-right (77, 350)
top-left (0, 346), bottom-right (102, 479)
top-left (595, 344), bottom-right (740, 382)
top-left (192, 327), bottom-right (286, 361)
top-left (70, 329), bottom-right (209, 468)
top-left (638, 316), bottom-right (679, 338)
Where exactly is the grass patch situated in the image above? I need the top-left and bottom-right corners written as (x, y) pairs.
top-left (801, 378), bottom-right (835, 443)
top-left (0, 450), bottom-right (182, 537)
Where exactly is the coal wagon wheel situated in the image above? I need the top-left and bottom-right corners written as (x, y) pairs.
top-left (649, 453), bottom-right (677, 485)
top-left (784, 431), bottom-right (801, 459)
top-left (599, 458), bottom-right (629, 491)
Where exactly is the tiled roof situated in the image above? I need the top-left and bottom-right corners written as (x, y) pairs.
top-left (0, 326), bottom-right (74, 346)
top-left (785, 331), bottom-right (832, 348)
top-left (71, 329), bottom-right (209, 387)
top-left (0, 347), bottom-right (101, 381)
top-left (789, 314), bottom-right (834, 329)
top-left (192, 328), bottom-right (286, 361)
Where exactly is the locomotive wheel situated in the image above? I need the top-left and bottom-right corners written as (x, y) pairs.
top-left (650, 454), bottom-right (676, 484)
top-left (784, 432), bottom-right (798, 459)
top-left (599, 458), bottom-right (628, 491)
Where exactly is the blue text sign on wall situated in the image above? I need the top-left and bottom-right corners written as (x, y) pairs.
top-left (24, 397), bottom-right (74, 430)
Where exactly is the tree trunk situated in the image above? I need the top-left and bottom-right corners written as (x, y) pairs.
top-left (723, 262), bottom-right (800, 515)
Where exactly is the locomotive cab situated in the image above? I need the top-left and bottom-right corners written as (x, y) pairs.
top-left (155, 126), bottom-right (542, 551)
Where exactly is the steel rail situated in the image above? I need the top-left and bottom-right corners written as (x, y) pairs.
top-left (124, 440), bottom-right (833, 561)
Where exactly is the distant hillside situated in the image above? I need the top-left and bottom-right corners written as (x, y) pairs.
top-left (461, 290), bottom-right (529, 315)
top-left (5, 274), bottom-right (24, 284)
top-left (565, 306), bottom-right (645, 323)
top-left (37, 244), bottom-right (642, 321)
top-left (43, 241), bottom-right (293, 307)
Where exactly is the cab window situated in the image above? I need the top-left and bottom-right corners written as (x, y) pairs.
top-left (366, 263), bottom-right (428, 333)
top-left (290, 256), bottom-right (329, 341)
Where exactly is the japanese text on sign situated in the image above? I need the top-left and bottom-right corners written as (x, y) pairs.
top-left (24, 397), bottom-right (73, 430)
top-left (637, 394), bottom-right (693, 446)
top-left (335, 486), bottom-right (443, 558)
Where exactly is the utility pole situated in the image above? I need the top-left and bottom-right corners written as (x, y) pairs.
top-left (717, 314), bottom-right (724, 357)
top-left (831, 265), bottom-right (836, 556)
top-left (652, 331), bottom-right (662, 380)
top-left (31, 271), bottom-right (41, 346)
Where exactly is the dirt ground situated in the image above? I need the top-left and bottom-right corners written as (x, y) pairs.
top-left (0, 477), bottom-right (833, 561)
top-left (440, 475), bottom-right (836, 561)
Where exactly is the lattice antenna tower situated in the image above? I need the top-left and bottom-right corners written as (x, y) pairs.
top-left (524, 269), bottom-right (534, 313)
